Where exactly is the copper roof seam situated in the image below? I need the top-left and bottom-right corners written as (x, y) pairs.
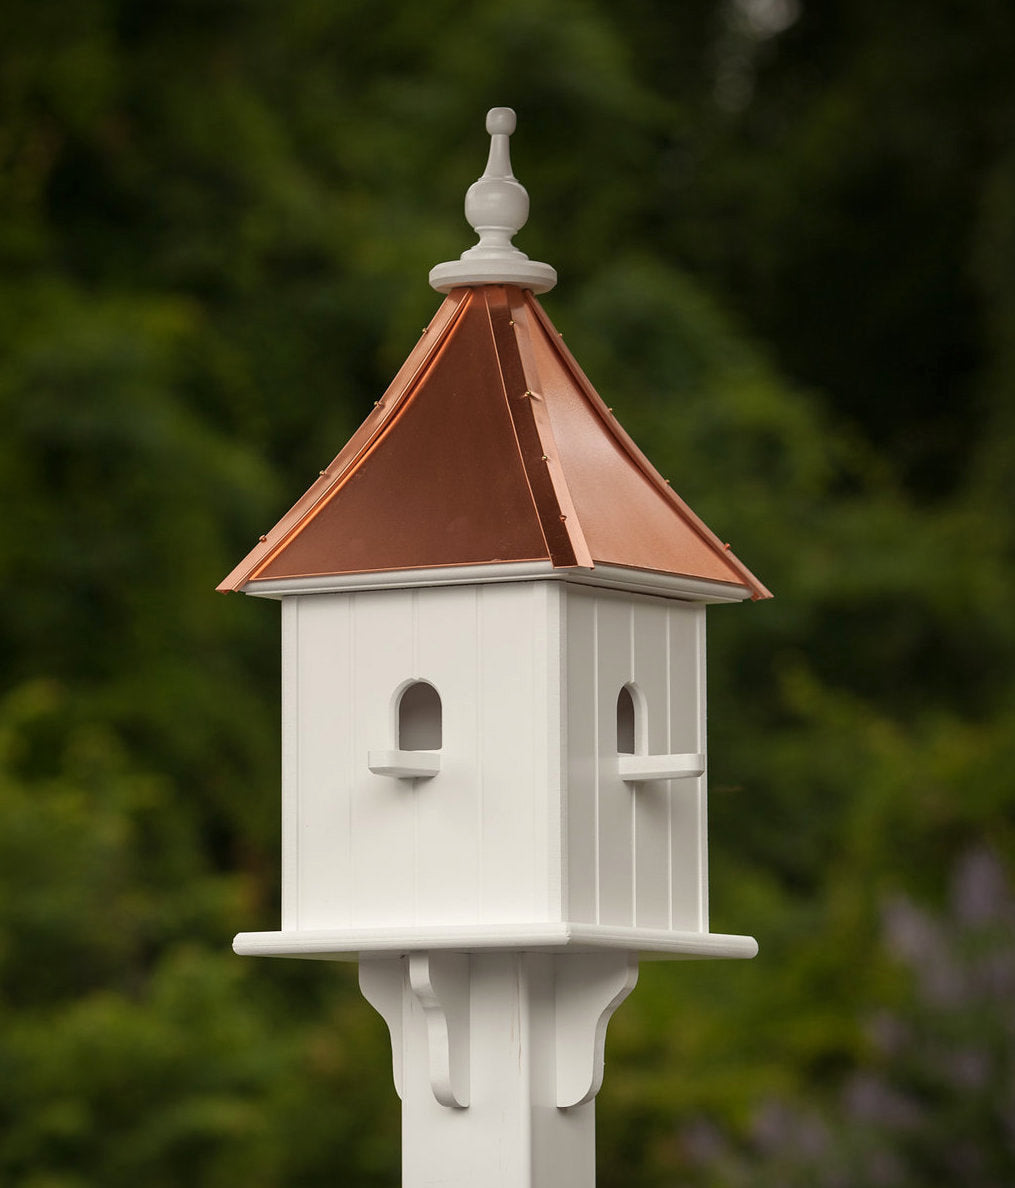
top-left (482, 287), bottom-right (578, 568)
top-left (525, 296), bottom-right (772, 601)
top-left (219, 292), bottom-right (473, 591)
top-left (478, 286), bottom-right (558, 564)
top-left (507, 289), bottom-right (594, 569)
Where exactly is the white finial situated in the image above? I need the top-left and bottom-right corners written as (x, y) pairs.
top-left (429, 107), bottom-right (557, 294)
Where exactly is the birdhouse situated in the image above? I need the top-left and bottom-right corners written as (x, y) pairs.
top-left (221, 108), bottom-right (769, 966)
top-left (221, 108), bottom-right (771, 1188)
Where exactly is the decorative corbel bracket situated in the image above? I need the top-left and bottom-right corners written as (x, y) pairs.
top-left (359, 957), bottom-right (406, 1099)
top-left (554, 952), bottom-right (639, 1108)
top-left (359, 952), bottom-right (469, 1109)
top-left (360, 950), bottom-right (637, 1114)
top-left (408, 952), bottom-right (470, 1108)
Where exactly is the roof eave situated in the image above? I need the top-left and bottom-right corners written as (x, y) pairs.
top-left (235, 559), bottom-right (756, 605)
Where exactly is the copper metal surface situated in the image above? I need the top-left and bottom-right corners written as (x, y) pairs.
top-left (524, 294), bottom-right (772, 598)
top-left (219, 285), bottom-right (770, 599)
top-left (485, 287), bottom-right (587, 568)
top-left (217, 290), bottom-right (470, 591)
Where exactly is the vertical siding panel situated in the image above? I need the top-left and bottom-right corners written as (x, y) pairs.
top-left (564, 589), bottom-right (597, 923)
top-left (632, 597), bottom-right (670, 929)
top-left (281, 596), bottom-right (300, 929)
top-left (595, 594), bottom-right (635, 927)
top-left (696, 608), bottom-right (709, 931)
top-left (414, 586), bottom-right (480, 924)
top-left (669, 603), bottom-right (705, 931)
top-left (295, 594), bottom-right (355, 929)
top-left (476, 583), bottom-right (541, 922)
top-left (542, 583), bottom-right (565, 922)
top-left (348, 589), bottom-right (418, 927)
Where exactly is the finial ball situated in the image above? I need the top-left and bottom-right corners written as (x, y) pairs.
top-left (486, 107), bottom-right (516, 135)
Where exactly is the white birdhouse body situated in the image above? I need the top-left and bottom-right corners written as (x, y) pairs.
top-left (222, 115), bottom-right (769, 963)
top-left (277, 578), bottom-right (707, 943)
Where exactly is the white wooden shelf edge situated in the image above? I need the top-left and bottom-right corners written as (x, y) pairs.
top-left (618, 753), bottom-right (705, 781)
top-left (368, 749), bottom-right (440, 778)
top-left (233, 923), bottom-right (758, 961)
top-left (242, 561), bottom-right (753, 604)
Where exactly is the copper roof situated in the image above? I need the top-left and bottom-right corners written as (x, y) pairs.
top-left (218, 285), bottom-right (771, 600)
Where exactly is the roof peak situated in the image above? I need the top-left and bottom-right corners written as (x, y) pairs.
top-left (429, 108), bottom-right (557, 295)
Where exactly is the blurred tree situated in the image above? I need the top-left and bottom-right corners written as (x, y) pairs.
top-left (671, 849), bottom-right (1015, 1187)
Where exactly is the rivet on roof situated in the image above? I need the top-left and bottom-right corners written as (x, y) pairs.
top-left (429, 108), bottom-right (557, 295)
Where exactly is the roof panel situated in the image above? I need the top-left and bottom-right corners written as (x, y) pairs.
top-left (521, 293), bottom-right (761, 589)
top-left (249, 290), bottom-right (550, 582)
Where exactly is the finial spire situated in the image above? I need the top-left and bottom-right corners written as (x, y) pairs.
top-left (429, 108), bottom-right (557, 294)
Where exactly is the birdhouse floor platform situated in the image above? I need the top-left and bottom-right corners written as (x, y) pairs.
top-left (233, 922), bottom-right (758, 962)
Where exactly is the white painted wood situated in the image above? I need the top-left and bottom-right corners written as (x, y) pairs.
top-left (413, 586), bottom-right (481, 925)
top-left (268, 577), bottom-right (739, 970)
top-left (284, 582), bottom-right (569, 936)
top-left (368, 749), bottom-right (440, 778)
top-left (292, 593), bottom-right (357, 930)
top-left (668, 604), bottom-right (707, 931)
top-left (541, 583), bottom-right (567, 923)
top-left (557, 588), bottom-right (714, 938)
top-left (555, 953), bottom-right (638, 1108)
top-left (593, 594), bottom-right (635, 927)
top-left (618, 753), bottom-right (705, 781)
top-left (243, 561), bottom-right (753, 605)
top-left (564, 590), bottom-right (598, 924)
top-left (235, 924), bottom-right (759, 961)
top-left (403, 954), bottom-right (584, 1187)
top-left (631, 596), bottom-right (673, 929)
top-left (474, 582), bottom-right (556, 922)
top-left (408, 952), bottom-right (470, 1108)
top-left (360, 951), bottom-right (638, 1188)
top-left (280, 596), bottom-right (300, 930)
top-left (695, 608), bottom-right (710, 931)
top-left (349, 590), bottom-right (419, 929)
top-left (358, 957), bottom-right (405, 1099)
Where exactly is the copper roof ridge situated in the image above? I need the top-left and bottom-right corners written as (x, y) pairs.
top-left (217, 289), bottom-right (471, 593)
top-left (481, 286), bottom-right (591, 569)
top-left (524, 295), bottom-right (772, 601)
top-left (503, 288), bottom-right (594, 569)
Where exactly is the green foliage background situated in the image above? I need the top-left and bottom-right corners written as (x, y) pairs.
top-left (1, 0), bottom-right (1013, 1183)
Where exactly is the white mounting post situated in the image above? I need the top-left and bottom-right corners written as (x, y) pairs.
top-left (360, 950), bottom-right (638, 1188)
